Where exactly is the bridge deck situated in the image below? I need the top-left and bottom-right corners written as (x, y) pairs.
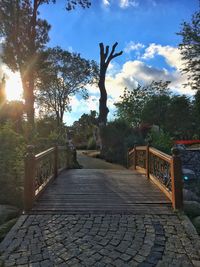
top-left (32, 153), bottom-right (172, 214)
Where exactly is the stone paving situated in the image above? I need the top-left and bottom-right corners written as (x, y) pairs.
top-left (0, 213), bottom-right (200, 267)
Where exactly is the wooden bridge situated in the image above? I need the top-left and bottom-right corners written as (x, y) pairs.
top-left (2, 146), bottom-right (199, 267)
top-left (24, 145), bottom-right (183, 214)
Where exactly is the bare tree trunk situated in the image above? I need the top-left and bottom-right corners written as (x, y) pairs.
top-left (98, 42), bottom-right (123, 151)
top-left (98, 71), bottom-right (109, 126)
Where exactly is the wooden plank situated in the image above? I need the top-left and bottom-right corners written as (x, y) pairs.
top-left (32, 168), bottom-right (172, 215)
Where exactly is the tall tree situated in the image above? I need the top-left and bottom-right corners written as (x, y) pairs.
top-left (71, 111), bottom-right (98, 146)
top-left (165, 95), bottom-right (192, 138)
top-left (0, 0), bottom-right (51, 128)
top-left (141, 94), bottom-right (171, 130)
top-left (115, 80), bottom-right (171, 127)
top-left (0, 0), bottom-right (91, 130)
top-left (98, 42), bottom-right (123, 126)
top-left (37, 47), bottom-right (98, 127)
top-left (178, 7), bottom-right (200, 90)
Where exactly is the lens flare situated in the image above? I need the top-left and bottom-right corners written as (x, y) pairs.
top-left (5, 70), bottom-right (23, 101)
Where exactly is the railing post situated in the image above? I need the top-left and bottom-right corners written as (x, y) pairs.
top-left (146, 145), bottom-right (150, 178)
top-left (133, 145), bottom-right (137, 170)
top-left (54, 145), bottom-right (58, 178)
top-left (171, 147), bottom-right (183, 210)
top-left (24, 145), bottom-right (35, 212)
top-left (127, 148), bottom-right (130, 169)
top-left (66, 146), bottom-right (70, 168)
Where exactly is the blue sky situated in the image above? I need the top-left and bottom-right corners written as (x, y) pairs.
top-left (3, 0), bottom-right (198, 125)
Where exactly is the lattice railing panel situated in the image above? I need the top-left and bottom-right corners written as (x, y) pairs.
top-left (35, 151), bottom-right (54, 191)
top-left (136, 149), bottom-right (146, 169)
top-left (149, 152), bottom-right (172, 192)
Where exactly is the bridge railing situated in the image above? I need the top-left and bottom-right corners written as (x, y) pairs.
top-left (128, 145), bottom-right (183, 210)
top-left (24, 145), bottom-right (72, 211)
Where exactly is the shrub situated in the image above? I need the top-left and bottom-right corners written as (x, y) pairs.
top-left (148, 129), bottom-right (172, 154)
top-left (87, 137), bottom-right (96, 150)
top-left (0, 123), bottom-right (25, 207)
top-left (100, 120), bottom-right (145, 165)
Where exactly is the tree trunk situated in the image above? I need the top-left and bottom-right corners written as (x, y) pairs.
top-left (98, 75), bottom-right (109, 126)
top-left (22, 74), bottom-right (35, 138)
top-left (22, 0), bottom-right (38, 131)
top-left (98, 42), bottom-right (123, 152)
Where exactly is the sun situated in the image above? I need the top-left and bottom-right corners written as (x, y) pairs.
top-left (4, 70), bottom-right (23, 101)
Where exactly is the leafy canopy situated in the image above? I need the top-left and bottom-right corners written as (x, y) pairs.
top-left (178, 8), bottom-right (200, 90)
top-left (37, 47), bottom-right (98, 125)
top-left (115, 81), bottom-right (171, 127)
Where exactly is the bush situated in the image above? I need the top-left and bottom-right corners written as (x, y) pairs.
top-left (101, 120), bottom-right (145, 165)
top-left (148, 129), bottom-right (172, 154)
top-left (87, 137), bottom-right (96, 150)
top-left (32, 130), bottom-right (67, 153)
top-left (0, 123), bottom-right (25, 207)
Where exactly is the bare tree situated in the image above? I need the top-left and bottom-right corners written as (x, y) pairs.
top-left (98, 42), bottom-right (123, 126)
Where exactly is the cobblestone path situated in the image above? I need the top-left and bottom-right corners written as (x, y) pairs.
top-left (0, 214), bottom-right (200, 267)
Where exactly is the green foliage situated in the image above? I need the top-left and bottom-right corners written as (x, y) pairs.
top-left (71, 111), bottom-right (98, 148)
top-left (0, 123), bottom-right (25, 207)
top-left (87, 137), bottom-right (96, 150)
top-left (148, 129), bottom-right (172, 154)
top-left (101, 120), bottom-right (144, 165)
top-left (66, 0), bottom-right (91, 10)
top-left (141, 94), bottom-right (170, 129)
top-left (115, 81), bottom-right (171, 127)
top-left (178, 8), bottom-right (200, 90)
top-left (35, 116), bottom-right (59, 138)
top-left (115, 79), bottom-right (199, 139)
top-left (0, 101), bottom-right (24, 133)
top-left (165, 95), bottom-right (193, 137)
top-left (193, 91), bottom-right (200, 132)
top-left (37, 47), bottom-right (98, 126)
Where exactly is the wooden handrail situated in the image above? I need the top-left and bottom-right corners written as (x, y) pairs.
top-left (135, 146), bottom-right (146, 151)
top-left (24, 145), bottom-right (71, 212)
top-left (149, 147), bottom-right (172, 163)
top-left (127, 145), bottom-right (183, 210)
top-left (35, 147), bottom-right (55, 161)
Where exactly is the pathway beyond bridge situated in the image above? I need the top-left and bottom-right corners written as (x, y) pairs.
top-left (0, 151), bottom-right (200, 266)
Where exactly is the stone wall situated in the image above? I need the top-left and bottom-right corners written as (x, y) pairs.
top-left (181, 150), bottom-right (200, 178)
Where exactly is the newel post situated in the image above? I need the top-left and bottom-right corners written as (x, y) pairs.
top-left (146, 144), bottom-right (150, 178)
top-left (54, 145), bottom-right (58, 179)
top-left (24, 145), bottom-right (36, 212)
top-left (127, 148), bottom-right (130, 169)
top-left (171, 147), bottom-right (183, 210)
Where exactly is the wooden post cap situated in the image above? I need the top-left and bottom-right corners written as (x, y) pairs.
top-left (171, 147), bottom-right (180, 156)
top-left (26, 145), bottom-right (35, 155)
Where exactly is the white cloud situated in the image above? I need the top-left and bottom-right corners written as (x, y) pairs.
top-left (142, 43), bottom-right (184, 69)
top-left (107, 61), bottom-right (121, 76)
top-left (124, 41), bottom-right (145, 53)
top-left (69, 95), bottom-right (99, 115)
top-left (86, 45), bottom-right (193, 106)
top-left (102, 0), bottom-right (110, 7)
top-left (119, 0), bottom-right (139, 8)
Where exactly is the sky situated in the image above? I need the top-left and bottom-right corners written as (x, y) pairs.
top-left (1, 0), bottom-right (199, 125)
